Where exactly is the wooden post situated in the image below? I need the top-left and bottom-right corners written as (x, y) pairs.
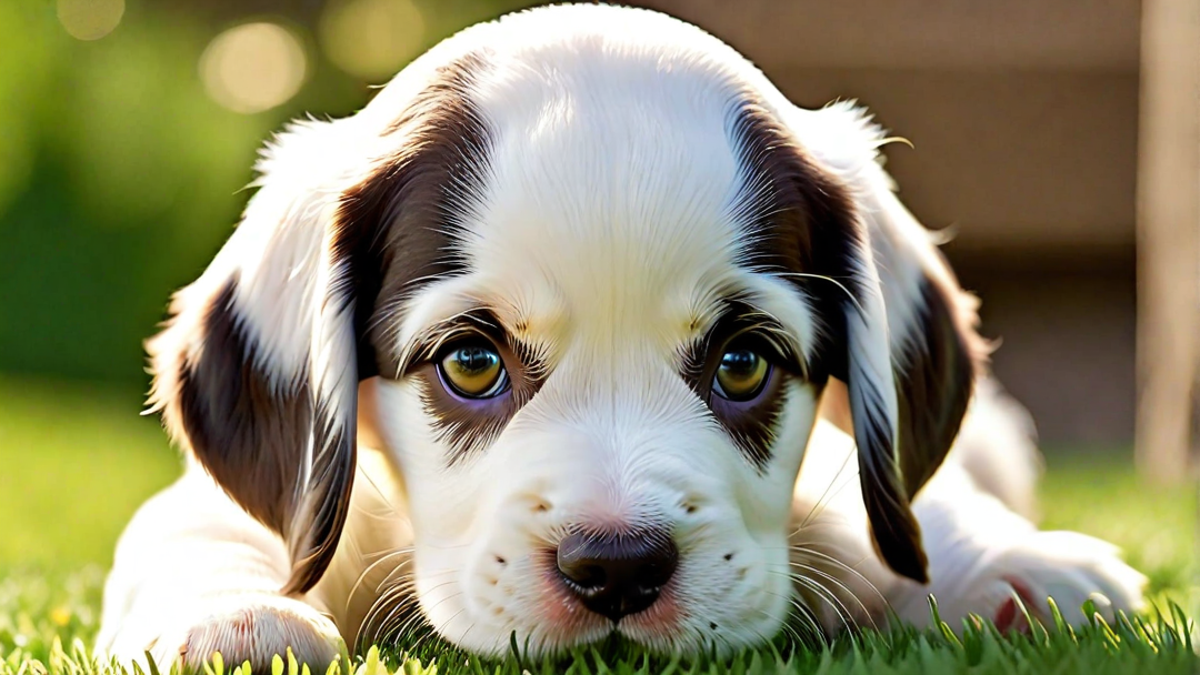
top-left (1134, 0), bottom-right (1200, 483)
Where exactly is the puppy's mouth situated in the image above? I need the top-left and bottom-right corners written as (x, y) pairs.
top-left (406, 519), bottom-right (794, 657)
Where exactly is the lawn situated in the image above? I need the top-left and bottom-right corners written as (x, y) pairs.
top-left (0, 376), bottom-right (1196, 674)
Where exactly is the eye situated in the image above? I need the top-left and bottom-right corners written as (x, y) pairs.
top-left (438, 341), bottom-right (510, 399)
top-left (712, 346), bottom-right (770, 402)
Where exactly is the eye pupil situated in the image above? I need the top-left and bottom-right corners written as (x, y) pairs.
top-left (722, 350), bottom-right (757, 373)
top-left (439, 342), bottom-right (508, 398)
top-left (455, 346), bottom-right (496, 373)
top-left (714, 347), bottom-right (770, 402)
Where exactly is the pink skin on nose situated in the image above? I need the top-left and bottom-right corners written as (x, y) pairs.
top-left (615, 586), bottom-right (684, 640)
top-left (533, 553), bottom-right (610, 643)
top-left (532, 551), bottom-right (684, 647)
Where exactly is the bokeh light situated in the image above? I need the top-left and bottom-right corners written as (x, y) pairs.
top-left (319, 0), bottom-right (425, 81)
top-left (199, 22), bottom-right (308, 114)
top-left (57, 0), bottom-right (125, 41)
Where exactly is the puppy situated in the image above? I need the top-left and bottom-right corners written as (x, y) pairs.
top-left (96, 4), bottom-right (1145, 669)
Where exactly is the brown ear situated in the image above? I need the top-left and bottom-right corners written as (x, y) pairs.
top-left (146, 122), bottom-right (367, 594)
top-left (805, 171), bottom-right (980, 585)
top-left (805, 181), bottom-right (968, 587)
top-left (801, 105), bottom-right (985, 584)
top-left (813, 246), bottom-right (981, 499)
top-left (736, 99), bottom-right (984, 583)
top-left (146, 53), bottom-right (492, 595)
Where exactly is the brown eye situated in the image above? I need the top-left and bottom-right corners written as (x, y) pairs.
top-left (713, 348), bottom-right (769, 401)
top-left (438, 343), bottom-right (509, 399)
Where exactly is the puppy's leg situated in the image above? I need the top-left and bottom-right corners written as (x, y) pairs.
top-left (794, 383), bottom-right (1145, 635)
top-left (888, 460), bottom-right (1146, 630)
top-left (889, 383), bottom-right (1146, 630)
top-left (96, 465), bottom-right (345, 672)
top-left (788, 420), bottom-right (901, 633)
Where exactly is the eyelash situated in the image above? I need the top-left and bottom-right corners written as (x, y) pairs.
top-left (404, 322), bottom-right (502, 376)
top-left (408, 320), bottom-right (798, 396)
top-left (694, 326), bottom-right (796, 377)
top-left (724, 331), bottom-right (786, 362)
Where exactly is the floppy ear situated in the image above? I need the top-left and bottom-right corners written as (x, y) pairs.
top-left (145, 52), bottom-right (491, 594)
top-left (144, 116), bottom-right (371, 595)
top-left (780, 102), bottom-right (987, 583)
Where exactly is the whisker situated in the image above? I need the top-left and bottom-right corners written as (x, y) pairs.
top-left (406, 595), bottom-right (466, 655)
top-left (353, 465), bottom-right (403, 519)
top-left (790, 546), bottom-right (885, 606)
top-left (359, 584), bottom-right (417, 649)
top-left (790, 453), bottom-right (857, 537)
top-left (772, 271), bottom-right (866, 318)
top-left (381, 582), bottom-right (461, 645)
top-left (360, 568), bottom-right (456, 648)
top-left (767, 590), bottom-right (829, 648)
top-left (371, 594), bottom-right (428, 649)
top-left (781, 570), bottom-right (854, 636)
top-left (729, 609), bottom-right (784, 653)
top-left (345, 547), bottom-right (413, 618)
top-left (786, 562), bottom-right (877, 630)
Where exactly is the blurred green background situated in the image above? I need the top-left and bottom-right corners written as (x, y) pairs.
top-left (0, 0), bottom-right (1193, 625)
top-left (0, 0), bottom-right (536, 568)
top-left (0, 0), bottom-right (543, 389)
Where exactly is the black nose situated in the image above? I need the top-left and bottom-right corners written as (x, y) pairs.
top-left (555, 529), bottom-right (679, 622)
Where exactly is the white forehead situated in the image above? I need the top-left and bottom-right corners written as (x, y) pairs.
top-left (390, 5), bottom-right (821, 359)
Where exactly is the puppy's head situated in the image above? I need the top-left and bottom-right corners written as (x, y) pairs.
top-left (148, 5), bottom-right (982, 656)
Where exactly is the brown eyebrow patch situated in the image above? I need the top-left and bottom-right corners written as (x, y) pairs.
top-left (691, 91), bottom-right (878, 471)
top-left (712, 368), bottom-right (793, 470)
top-left (679, 298), bottom-right (808, 470)
top-left (330, 50), bottom-right (498, 382)
top-left (679, 298), bottom-right (805, 388)
top-left (396, 307), bottom-right (545, 379)
top-left (407, 308), bottom-right (549, 465)
top-left (400, 308), bottom-right (507, 376)
top-left (725, 95), bottom-right (867, 384)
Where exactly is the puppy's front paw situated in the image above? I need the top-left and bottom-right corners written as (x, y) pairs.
top-left (997, 531), bottom-right (1146, 624)
top-left (916, 530), bottom-right (1147, 631)
top-left (151, 594), bottom-right (345, 673)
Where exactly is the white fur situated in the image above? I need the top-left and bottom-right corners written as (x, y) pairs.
top-left (99, 4), bottom-right (1145, 669)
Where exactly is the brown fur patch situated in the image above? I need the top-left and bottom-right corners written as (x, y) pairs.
top-left (406, 308), bottom-right (549, 465)
top-left (176, 278), bottom-right (313, 536)
top-left (163, 51), bottom-right (497, 596)
top-left (727, 94), bottom-right (978, 584)
top-left (680, 299), bottom-right (807, 470)
top-left (335, 51), bottom-right (496, 382)
top-left (894, 276), bottom-right (976, 498)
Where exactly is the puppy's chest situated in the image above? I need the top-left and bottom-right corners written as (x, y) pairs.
top-left (312, 447), bottom-right (415, 643)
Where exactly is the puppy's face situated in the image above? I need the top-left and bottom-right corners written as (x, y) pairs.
top-left (150, 5), bottom-right (976, 660)
top-left (371, 65), bottom-right (825, 652)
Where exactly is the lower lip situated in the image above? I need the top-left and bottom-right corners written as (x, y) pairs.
top-left (534, 557), bottom-right (609, 640)
top-left (617, 586), bottom-right (682, 638)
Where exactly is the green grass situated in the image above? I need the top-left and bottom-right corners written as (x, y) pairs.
top-left (0, 378), bottom-right (181, 568)
top-left (0, 376), bottom-right (1196, 674)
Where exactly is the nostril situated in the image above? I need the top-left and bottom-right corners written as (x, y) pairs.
top-left (568, 562), bottom-right (607, 590)
top-left (555, 529), bottom-right (679, 623)
top-left (636, 553), bottom-right (675, 588)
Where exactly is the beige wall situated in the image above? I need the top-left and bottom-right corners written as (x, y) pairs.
top-left (770, 68), bottom-right (1138, 252)
top-left (954, 253), bottom-right (1136, 445)
top-left (638, 1), bottom-right (1142, 444)
top-left (768, 68), bottom-right (1140, 444)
